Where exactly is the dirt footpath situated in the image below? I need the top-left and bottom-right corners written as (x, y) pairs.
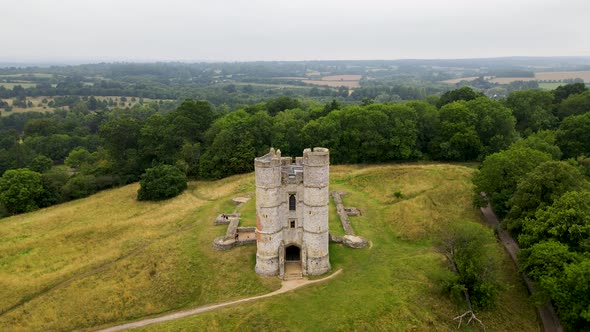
top-left (95, 269), bottom-right (342, 332)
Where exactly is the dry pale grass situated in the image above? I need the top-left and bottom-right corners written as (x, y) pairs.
top-left (0, 184), bottom-right (204, 312)
top-left (136, 163), bottom-right (538, 332)
top-left (0, 164), bottom-right (538, 331)
top-left (332, 164), bottom-right (479, 240)
top-left (0, 178), bottom-right (280, 331)
top-left (193, 173), bottom-right (254, 201)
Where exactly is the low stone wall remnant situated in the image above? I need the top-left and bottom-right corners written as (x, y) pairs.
top-left (213, 196), bottom-right (256, 250)
top-left (329, 191), bottom-right (368, 248)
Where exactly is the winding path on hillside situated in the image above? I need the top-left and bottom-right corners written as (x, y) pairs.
top-left (94, 269), bottom-right (342, 332)
top-left (480, 204), bottom-right (563, 332)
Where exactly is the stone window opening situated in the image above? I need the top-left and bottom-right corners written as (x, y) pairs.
top-left (290, 220), bottom-right (296, 228)
top-left (289, 194), bottom-right (296, 211)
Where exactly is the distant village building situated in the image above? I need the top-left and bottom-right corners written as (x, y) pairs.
top-left (254, 148), bottom-right (331, 278)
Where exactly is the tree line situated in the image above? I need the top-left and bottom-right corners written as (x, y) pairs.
top-left (472, 83), bottom-right (590, 330)
top-left (2, 83), bottom-right (590, 216)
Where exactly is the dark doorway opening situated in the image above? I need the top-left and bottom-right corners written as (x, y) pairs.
top-left (285, 245), bottom-right (301, 261)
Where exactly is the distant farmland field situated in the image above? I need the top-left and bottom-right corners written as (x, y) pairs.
top-left (0, 82), bottom-right (36, 89)
top-left (443, 70), bottom-right (590, 85)
top-left (321, 75), bottom-right (362, 81)
top-left (303, 80), bottom-right (360, 88)
top-left (535, 70), bottom-right (590, 82)
top-left (302, 75), bottom-right (362, 88)
top-left (489, 77), bottom-right (536, 84)
top-left (0, 96), bottom-right (166, 117)
top-left (440, 76), bottom-right (479, 84)
top-left (538, 82), bottom-right (566, 90)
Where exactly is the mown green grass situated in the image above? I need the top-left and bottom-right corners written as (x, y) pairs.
top-left (0, 82), bottom-right (36, 89)
top-left (538, 82), bottom-right (564, 90)
top-left (0, 164), bottom-right (539, 331)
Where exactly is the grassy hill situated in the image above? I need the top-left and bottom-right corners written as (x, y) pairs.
top-left (0, 164), bottom-right (539, 331)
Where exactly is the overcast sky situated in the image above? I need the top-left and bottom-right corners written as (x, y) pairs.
top-left (1, 0), bottom-right (589, 62)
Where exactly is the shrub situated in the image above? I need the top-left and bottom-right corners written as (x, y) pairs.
top-left (0, 168), bottom-right (44, 214)
top-left (62, 174), bottom-right (98, 199)
top-left (28, 154), bottom-right (53, 173)
top-left (137, 165), bottom-right (187, 201)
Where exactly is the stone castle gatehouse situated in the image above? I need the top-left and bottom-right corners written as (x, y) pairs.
top-left (254, 147), bottom-right (331, 278)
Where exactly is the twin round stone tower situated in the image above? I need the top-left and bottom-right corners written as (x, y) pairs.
top-left (254, 147), bottom-right (331, 278)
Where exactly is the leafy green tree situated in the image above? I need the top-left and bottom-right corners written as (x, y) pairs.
top-left (24, 134), bottom-right (79, 161)
top-left (99, 116), bottom-right (142, 181)
top-left (510, 130), bottom-right (562, 160)
top-left (168, 99), bottom-right (215, 143)
top-left (302, 104), bottom-right (419, 163)
top-left (519, 241), bottom-right (579, 281)
top-left (266, 96), bottom-right (301, 116)
top-left (0, 168), bottom-right (44, 214)
top-left (366, 103), bottom-right (419, 160)
top-left (552, 82), bottom-right (588, 103)
top-left (406, 101), bottom-right (439, 157)
top-left (519, 191), bottom-right (590, 250)
top-left (504, 90), bottom-right (556, 135)
top-left (137, 165), bottom-right (187, 201)
top-left (556, 112), bottom-right (590, 158)
top-left (65, 147), bottom-right (95, 171)
top-left (247, 111), bottom-right (274, 157)
top-left (24, 118), bottom-right (62, 137)
top-left (28, 154), bottom-right (53, 173)
top-left (473, 146), bottom-right (552, 217)
top-left (39, 167), bottom-right (70, 206)
top-left (505, 161), bottom-right (587, 236)
top-left (138, 113), bottom-right (182, 166)
top-left (436, 86), bottom-right (484, 108)
top-left (199, 110), bottom-right (260, 179)
top-left (437, 222), bottom-right (501, 309)
top-left (518, 241), bottom-right (590, 330)
top-left (468, 97), bottom-right (517, 156)
top-left (434, 101), bottom-right (482, 160)
top-left (527, 256), bottom-right (590, 331)
top-left (99, 116), bottom-right (141, 159)
top-left (62, 174), bottom-right (98, 199)
top-left (271, 108), bottom-right (307, 157)
top-left (178, 142), bottom-right (201, 178)
top-left (556, 90), bottom-right (590, 120)
top-left (547, 258), bottom-right (590, 330)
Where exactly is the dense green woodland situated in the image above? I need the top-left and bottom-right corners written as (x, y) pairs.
top-left (1, 80), bottom-right (590, 329)
top-left (470, 83), bottom-right (590, 330)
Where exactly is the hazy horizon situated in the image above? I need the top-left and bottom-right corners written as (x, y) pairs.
top-left (2, 0), bottom-right (589, 63)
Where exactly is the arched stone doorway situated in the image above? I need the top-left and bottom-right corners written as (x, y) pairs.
top-left (285, 245), bottom-right (301, 261)
top-left (283, 245), bottom-right (303, 279)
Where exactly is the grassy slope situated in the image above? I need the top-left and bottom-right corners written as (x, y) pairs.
top-left (0, 164), bottom-right (538, 331)
top-left (0, 173), bottom-right (279, 331)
